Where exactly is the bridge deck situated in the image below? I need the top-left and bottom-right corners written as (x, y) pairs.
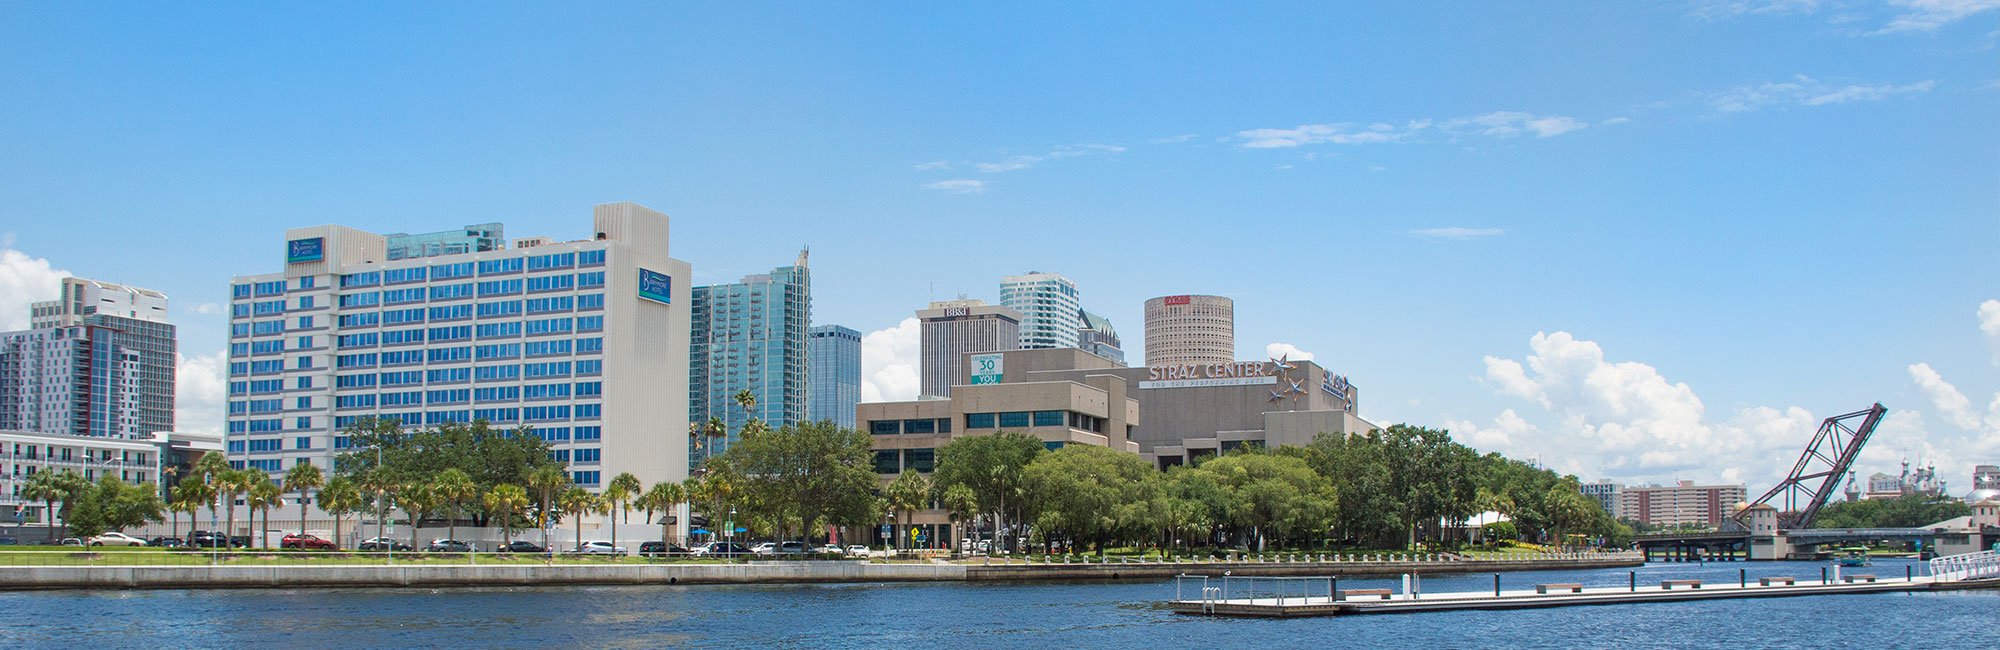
top-left (1169, 576), bottom-right (1988, 618)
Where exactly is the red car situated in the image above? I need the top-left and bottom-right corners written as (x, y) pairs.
top-left (280, 534), bottom-right (338, 550)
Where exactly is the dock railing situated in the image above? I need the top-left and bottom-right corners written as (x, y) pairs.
top-left (1928, 550), bottom-right (1999, 582)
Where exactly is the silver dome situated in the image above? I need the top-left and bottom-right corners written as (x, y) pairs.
top-left (1963, 488), bottom-right (2000, 503)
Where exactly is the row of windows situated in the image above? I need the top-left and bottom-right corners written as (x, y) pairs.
top-left (961, 411), bottom-right (1068, 430)
top-left (869, 418), bottom-right (955, 436)
top-left (873, 448), bottom-right (936, 474)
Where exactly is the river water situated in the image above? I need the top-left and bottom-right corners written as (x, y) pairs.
top-left (3, 558), bottom-right (1993, 649)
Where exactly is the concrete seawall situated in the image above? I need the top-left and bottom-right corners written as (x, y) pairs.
top-left (0, 556), bottom-right (1639, 591)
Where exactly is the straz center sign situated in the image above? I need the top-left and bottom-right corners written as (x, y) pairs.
top-left (1138, 361), bottom-right (1276, 389)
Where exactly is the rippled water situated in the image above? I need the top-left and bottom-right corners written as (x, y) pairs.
top-left (3, 559), bottom-right (1992, 649)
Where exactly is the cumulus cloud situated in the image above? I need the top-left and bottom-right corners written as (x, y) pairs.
top-left (1980, 299), bottom-right (2000, 363)
top-left (1910, 362), bottom-right (1981, 430)
top-left (176, 350), bottom-right (228, 435)
top-left (1877, 0), bottom-right (2000, 33)
top-left (923, 180), bottom-right (986, 194)
top-left (1446, 408), bottom-right (1540, 451)
top-left (1410, 227), bottom-right (1506, 240)
top-left (861, 318), bottom-right (920, 403)
top-left (0, 239), bottom-right (71, 330)
top-left (1708, 75), bottom-right (1935, 113)
top-left (1265, 342), bottom-right (1316, 362)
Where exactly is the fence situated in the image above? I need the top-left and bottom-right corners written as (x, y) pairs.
top-left (1928, 550), bottom-right (2000, 582)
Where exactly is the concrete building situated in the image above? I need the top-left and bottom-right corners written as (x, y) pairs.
top-left (20, 277), bottom-right (177, 436)
top-left (1143, 294), bottom-right (1233, 366)
top-left (1000, 272), bottom-right (1081, 350)
top-left (225, 202), bottom-right (692, 507)
top-left (0, 429), bottom-right (162, 530)
top-left (1927, 500), bottom-right (2000, 557)
top-left (151, 430), bottom-right (224, 497)
top-left (0, 324), bottom-right (147, 438)
top-left (1618, 481), bottom-right (1747, 528)
top-left (1076, 309), bottom-right (1124, 365)
top-left (807, 324), bottom-right (862, 429)
top-left (1580, 480), bottom-right (1622, 517)
top-left (688, 250), bottom-right (811, 465)
top-left (917, 300), bottom-right (1020, 399)
top-left (382, 223), bottom-right (506, 261)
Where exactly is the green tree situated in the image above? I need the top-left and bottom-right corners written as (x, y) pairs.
top-left (216, 469), bottom-right (256, 540)
top-left (168, 481), bottom-right (206, 539)
top-left (22, 469), bottom-right (87, 542)
top-left (558, 487), bottom-right (597, 549)
top-left (638, 481), bottom-right (687, 544)
top-left (528, 464), bottom-right (570, 550)
top-left (885, 470), bottom-right (933, 551)
top-left (934, 432), bottom-right (1045, 553)
top-left (1189, 453), bottom-right (1336, 551)
top-left (430, 467), bottom-right (477, 547)
top-left (1023, 444), bottom-right (1159, 554)
top-left (246, 476), bottom-right (283, 548)
top-left (604, 472), bottom-right (643, 553)
top-left (940, 483), bottom-right (979, 549)
top-left (715, 420), bottom-right (880, 550)
top-left (283, 462), bottom-right (325, 540)
top-left (400, 480), bottom-right (439, 550)
top-left (319, 476), bottom-right (363, 548)
top-left (484, 483), bottom-right (532, 546)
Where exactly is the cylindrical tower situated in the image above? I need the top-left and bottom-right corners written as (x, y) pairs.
top-left (1144, 294), bottom-right (1234, 365)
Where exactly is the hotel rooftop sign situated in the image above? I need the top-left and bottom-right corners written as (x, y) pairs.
top-left (1139, 361), bottom-right (1277, 389)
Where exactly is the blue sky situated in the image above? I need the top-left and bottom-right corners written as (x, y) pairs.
top-left (2, 2), bottom-right (1995, 491)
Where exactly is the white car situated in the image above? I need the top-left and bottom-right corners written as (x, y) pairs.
top-left (750, 542), bottom-right (778, 556)
top-left (846, 545), bottom-right (871, 557)
top-left (568, 541), bottom-right (626, 555)
top-left (812, 545), bottom-right (843, 555)
top-left (88, 532), bottom-right (146, 547)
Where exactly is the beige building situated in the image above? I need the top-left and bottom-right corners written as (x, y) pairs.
top-left (1618, 480), bottom-right (1747, 527)
top-left (917, 300), bottom-right (1021, 399)
top-left (1143, 294), bottom-right (1233, 366)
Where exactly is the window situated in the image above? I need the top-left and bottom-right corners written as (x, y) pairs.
top-left (578, 293), bottom-right (604, 310)
top-left (383, 288), bottom-right (426, 305)
top-left (577, 271), bottom-right (606, 288)
top-left (475, 364), bottom-right (521, 381)
top-left (998, 412), bottom-right (1030, 428)
top-left (254, 300), bottom-right (285, 316)
top-left (427, 326), bottom-right (472, 342)
top-left (574, 426), bottom-right (601, 440)
top-left (426, 367), bottom-right (471, 383)
top-left (1033, 411), bottom-right (1064, 427)
top-left (576, 359), bottom-right (602, 375)
top-left (576, 316), bottom-right (605, 332)
top-left (382, 308), bottom-right (425, 325)
top-left (335, 373), bottom-right (378, 388)
top-left (573, 381), bottom-right (601, 397)
top-left (297, 376), bottom-right (312, 389)
top-left (472, 407), bottom-right (520, 423)
top-left (526, 274), bottom-right (575, 293)
top-left (572, 471), bottom-right (600, 486)
top-left (298, 296), bottom-right (314, 309)
top-left (426, 389), bottom-right (470, 404)
top-left (523, 361), bottom-right (571, 378)
top-left (255, 280), bottom-right (287, 296)
top-left (525, 317), bottom-right (573, 335)
top-left (524, 383), bottom-right (571, 399)
top-left (231, 323), bottom-right (250, 337)
top-left (337, 312), bottom-right (380, 328)
top-left (426, 346), bottom-right (472, 363)
top-left (524, 405), bottom-right (570, 421)
top-left (430, 262), bottom-right (474, 280)
top-left (938, 418), bottom-right (952, 433)
top-left (338, 272), bottom-right (381, 288)
top-left (573, 447), bottom-right (601, 463)
top-left (478, 258), bottom-right (524, 275)
top-left (380, 350), bottom-right (422, 365)
top-left (904, 448), bottom-right (935, 473)
top-left (428, 304), bottom-right (473, 321)
top-left (232, 304), bottom-right (251, 318)
top-left (336, 394), bottom-right (377, 408)
top-left (251, 340), bottom-right (285, 355)
top-left (337, 292), bottom-right (380, 308)
top-left (477, 300), bottom-right (522, 318)
top-left (250, 360), bottom-right (283, 374)
top-left (1044, 441), bottom-right (1065, 451)
top-left (476, 343), bottom-right (521, 360)
top-left (379, 370), bottom-right (422, 386)
top-left (575, 403), bottom-right (601, 418)
top-left (383, 267), bottom-right (428, 284)
top-left (904, 419), bottom-right (936, 434)
top-left (233, 284), bottom-right (252, 299)
top-left (525, 339), bottom-right (573, 356)
top-left (873, 450), bottom-right (901, 474)
top-left (476, 279), bottom-right (522, 297)
top-left (578, 250), bottom-right (606, 266)
top-left (380, 391), bottom-right (422, 407)
top-left (381, 328), bottom-right (424, 345)
top-left (431, 283), bottom-right (476, 300)
top-left (337, 332), bottom-right (379, 348)
top-left (296, 356), bottom-right (314, 369)
top-left (525, 296), bottom-right (573, 314)
top-left (870, 420), bottom-right (901, 436)
top-left (527, 252), bottom-right (575, 271)
top-left (297, 276), bottom-right (317, 289)
top-left (474, 386), bottom-right (520, 402)
top-left (252, 321), bottom-right (284, 335)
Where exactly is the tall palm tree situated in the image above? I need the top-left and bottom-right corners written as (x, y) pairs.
top-left (245, 477), bottom-right (283, 548)
top-left (318, 476), bottom-right (361, 548)
top-left (283, 462), bottom-right (325, 539)
top-left (558, 487), bottom-right (594, 550)
top-left (191, 452), bottom-right (230, 533)
top-left (21, 470), bottom-right (84, 543)
top-left (484, 483), bottom-right (531, 546)
top-left (639, 481), bottom-right (687, 545)
top-left (217, 469), bottom-right (256, 541)
top-left (604, 472), bottom-right (642, 552)
top-left (400, 481), bottom-right (438, 550)
top-left (430, 468), bottom-right (477, 547)
top-left (528, 465), bottom-right (570, 551)
top-left (885, 470), bottom-right (932, 552)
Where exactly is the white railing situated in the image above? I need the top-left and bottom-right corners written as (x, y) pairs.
top-left (1928, 550), bottom-right (1999, 582)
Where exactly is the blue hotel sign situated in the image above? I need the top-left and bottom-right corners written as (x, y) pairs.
top-left (286, 237), bottom-right (325, 263)
top-left (637, 268), bottom-right (672, 305)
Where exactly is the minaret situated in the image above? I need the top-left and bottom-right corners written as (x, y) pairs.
top-left (1844, 471), bottom-right (1860, 503)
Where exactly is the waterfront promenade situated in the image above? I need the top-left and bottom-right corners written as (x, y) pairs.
top-left (0, 550), bottom-right (1639, 591)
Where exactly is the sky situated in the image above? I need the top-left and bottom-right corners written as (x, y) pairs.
top-left (1, 1), bottom-right (1995, 493)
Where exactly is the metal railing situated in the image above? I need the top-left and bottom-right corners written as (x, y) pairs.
top-left (1929, 550), bottom-right (1999, 582)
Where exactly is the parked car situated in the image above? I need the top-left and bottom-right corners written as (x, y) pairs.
top-left (749, 542), bottom-right (778, 556)
top-left (147, 537), bottom-right (186, 548)
top-left (495, 540), bottom-right (546, 553)
top-left (88, 532), bottom-right (146, 547)
top-left (280, 534), bottom-right (337, 550)
top-left (424, 539), bottom-right (473, 553)
top-left (696, 541), bottom-right (752, 557)
top-left (846, 545), bottom-right (870, 557)
top-left (0, 537), bottom-right (18, 546)
top-left (567, 541), bottom-right (626, 556)
top-left (229, 536), bottom-right (250, 548)
top-left (187, 531), bottom-right (228, 548)
top-left (357, 537), bottom-right (414, 552)
top-left (638, 541), bottom-right (687, 557)
top-left (58, 538), bottom-right (84, 547)
top-left (812, 545), bottom-right (843, 555)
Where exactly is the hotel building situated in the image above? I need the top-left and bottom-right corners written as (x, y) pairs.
top-left (224, 202), bottom-right (691, 504)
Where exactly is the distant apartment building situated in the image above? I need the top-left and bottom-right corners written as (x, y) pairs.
top-left (807, 324), bottom-right (861, 429)
top-left (1076, 309), bottom-right (1124, 365)
top-left (1580, 480), bottom-right (1621, 517)
top-left (224, 202), bottom-right (692, 507)
top-left (917, 300), bottom-right (1020, 398)
top-left (1618, 481), bottom-right (1747, 527)
top-left (1144, 294), bottom-right (1234, 366)
top-left (382, 223), bottom-right (505, 261)
top-left (688, 251), bottom-right (811, 465)
top-left (0, 429), bottom-right (162, 529)
top-left (5, 277), bottom-right (176, 438)
top-left (1000, 272), bottom-right (1081, 350)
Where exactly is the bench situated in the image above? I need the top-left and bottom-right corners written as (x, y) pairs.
top-left (1842, 574), bottom-right (1876, 583)
top-left (1758, 577), bottom-right (1796, 586)
top-left (1335, 589), bottom-right (1393, 601)
top-left (1535, 583), bottom-right (1583, 594)
top-left (1661, 579), bottom-right (1702, 590)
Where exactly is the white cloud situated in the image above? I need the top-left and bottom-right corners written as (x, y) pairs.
top-left (1236, 120), bottom-right (1431, 148)
top-left (1411, 227), bottom-right (1506, 240)
top-left (1442, 112), bottom-right (1588, 138)
top-left (0, 240), bottom-right (71, 331)
top-left (1708, 75), bottom-right (1935, 113)
top-left (176, 350), bottom-right (228, 435)
top-left (923, 180), bottom-right (986, 194)
top-left (1602, 117), bottom-right (1632, 125)
top-left (1151, 134), bottom-right (1197, 144)
top-left (1684, 0), bottom-right (1822, 19)
top-left (190, 302), bottom-right (222, 315)
top-left (1447, 408), bottom-right (1540, 450)
top-left (1264, 342), bottom-right (1316, 362)
top-left (913, 160), bottom-right (952, 171)
top-left (1909, 362), bottom-right (1981, 429)
top-left (1877, 0), bottom-right (2000, 33)
top-left (970, 144), bottom-right (1125, 173)
top-left (1979, 299), bottom-right (2000, 363)
top-left (861, 318), bottom-right (921, 403)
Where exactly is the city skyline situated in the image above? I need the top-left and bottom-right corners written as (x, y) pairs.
top-left (1, 3), bottom-right (1994, 491)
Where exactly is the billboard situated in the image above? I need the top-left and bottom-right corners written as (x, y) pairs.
top-left (969, 353), bottom-right (1004, 385)
top-left (638, 268), bottom-right (672, 305)
top-left (286, 237), bottom-right (325, 263)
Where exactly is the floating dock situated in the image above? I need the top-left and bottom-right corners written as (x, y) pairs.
top-left (1168, 574), bottom-right (2000, 617)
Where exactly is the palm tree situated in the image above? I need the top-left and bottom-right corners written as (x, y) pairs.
top-left (191, 452), bottom-right (230, 534)
top-left (639, 481), bottom-right (687, 544)
top-left (885, 470), bottom-right (932, 552)
top-left (21, 470), bottom-right (85, 543)
top-left (604, 472), bottom-right (642, 552)
top-left (400, 481), bottom-right (438, 551)
top-left (216, 469), bottom-right (256, 541)
top-left (558, 487), bottom-right (594, 550)
top-left (284, 462), bottom-right (325, 539)
top-left (318, 477), bottom-right (362, 548)
top-left (245, 477), bottom-right (283, 548)
top-left (484, 483), bottom-right (531, 546)
top-left (430, 468), bottom-right (477, 547)
top-left (528, 465), bottom-right (570, 551)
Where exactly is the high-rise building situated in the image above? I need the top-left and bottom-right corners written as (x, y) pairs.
top-left (1077, 309), bottom-right (1124, 365)
top-left (1617, 481), bottom-right (1748, 527)
top-left (688, 250), bottom-right (811, 465)
top-left (807, 324), bottom-right (862, 429)
top-left (382, 223), bottom-right (506, 261)
top-left (1580, 480), bottom-right (1622, 518)
top-left (917, 300), bottom-right (1020, 398)
top-left (1144, 294), bottom-right (1234, 366)
top-left (225, 202), bottom-right (692, 506)
top-left (1000, 272), bottom-right (1081, 350)
top-left (5, 277), bottom-right (175, 437)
